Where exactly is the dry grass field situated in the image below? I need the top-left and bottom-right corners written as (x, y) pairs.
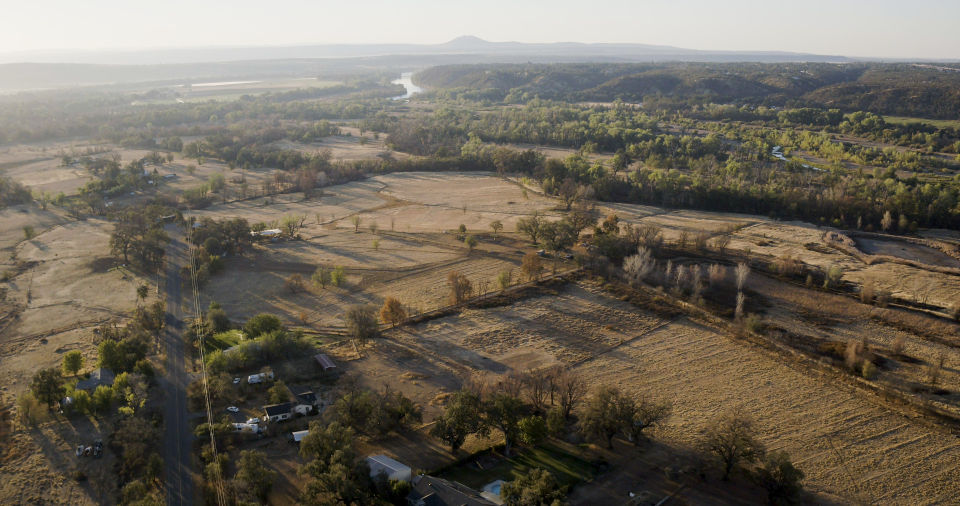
top-left (392, 278), bottom-right (960, 504)
top-left (4, 169), bottom-right (960, 504)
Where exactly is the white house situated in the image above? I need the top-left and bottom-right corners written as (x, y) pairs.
top-left (365, 455), bottom-right (412, 482)
top-left (263, 402), bottom-right (293, 423)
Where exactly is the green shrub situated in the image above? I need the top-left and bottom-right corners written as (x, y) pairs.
top-left (519, 415), bottom-right (548, 445)
top-left (243, 313), bottom-right (282, 338)
top-left (744, 314), bottom-right (763, 333)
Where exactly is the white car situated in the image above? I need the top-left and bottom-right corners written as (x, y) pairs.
top-left (246, 417), bottom-right (260, 424)
top-left (233, 378), bottom-right (241, 384)
top-left (226, 406), bottom-right (239, 413)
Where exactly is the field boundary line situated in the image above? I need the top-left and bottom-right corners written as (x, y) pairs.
top-left (570, 319), bottom-right (674, 368)
top-left (621, 278), bottom-right (960, 430)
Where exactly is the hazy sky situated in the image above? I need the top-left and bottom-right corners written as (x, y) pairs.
top-left (4, 0), bottom-right (959, 59)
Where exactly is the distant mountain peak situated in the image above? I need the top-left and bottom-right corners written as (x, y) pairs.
top-left (444, 36), bottom-right (490, 46)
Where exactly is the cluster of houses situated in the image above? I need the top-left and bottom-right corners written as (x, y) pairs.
top-left (258, 355), bottom-right (336, 423)
top-left (263, 387), bottom-right (321, 423)
top-left (251, 352), bottom-right (503, 505)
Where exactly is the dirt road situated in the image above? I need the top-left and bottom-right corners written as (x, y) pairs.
top-left (162, 228), bottom-right (195, 506)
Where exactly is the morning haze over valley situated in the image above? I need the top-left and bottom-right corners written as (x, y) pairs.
top-left (1, 1), bottom-right (960, 505)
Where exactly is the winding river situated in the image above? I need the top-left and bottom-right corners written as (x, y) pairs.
top-left (391, 72), bottom-right (423, 100)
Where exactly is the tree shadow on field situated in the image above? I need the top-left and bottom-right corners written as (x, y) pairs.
top-left (395, 324), bottom-right (510, 374)
top-left (25, 410), bottom-right (112, 503)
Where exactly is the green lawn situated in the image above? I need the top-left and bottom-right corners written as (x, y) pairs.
top-left (205, 330), bottom-right (242, 353)
top-left (435, 443), bottom-right (596, 490)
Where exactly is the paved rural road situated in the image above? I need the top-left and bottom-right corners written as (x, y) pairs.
top-left (163, 228), bottom-right (195, 506)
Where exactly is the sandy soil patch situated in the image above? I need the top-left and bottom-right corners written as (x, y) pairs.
top-left (0, 205), bottom-right (67, 264)
top-left (849, 262), bottom-right (960, 310)
top-left (2, 158), bottom-right (90, 195)
top-left (855, 237), bottom-right (960, 269)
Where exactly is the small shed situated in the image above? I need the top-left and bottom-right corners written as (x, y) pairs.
top-left (366, 455), bottom-right (412, 482)
top-left (314, 354), bottom-right (336, 371)
top-left (291, 430), bottom-right (309, 443)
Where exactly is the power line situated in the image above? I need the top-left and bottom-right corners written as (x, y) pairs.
top-left (186, 222), bottom-right (229, 506)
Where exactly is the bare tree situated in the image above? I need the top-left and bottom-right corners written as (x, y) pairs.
top-left (704, 407), bottom-right (765, 480)
top-left (544, 364), bottom-right (563, 406)
top-left (677, 230), bottom-right (689, 250)
top-left (465, 373), bottom-right (490, 401)
top-left (345, 305), bottom-right (379, 348)
top-left (524, 368), bottom-right (549, 414)
top-left (881, 211), bottom-right (893, 232)
top-left (498, 370), bottom-right (526, 399)
top-left (694, 231), bottom-right (710, 252)
top-left (447, 271), bottom-right (474, 305)
top-left (558, 368), bottom-right (588, 419)
top-left (775, 254), bottom-right (802, 278)
top-left (926, 353), bottom-right (946, 386)
top-left (675, 265), bottom-right (687, 289)
top-left (713, 235), bottom-right (731, 256)
top-left (891, 334), bottom-right (906, 356)
top-left (284, 273), bottom-right (305, 293)
top-left (624, 248), bottom-right (655, 285)
top-left (618, 395), bottom-right (672, 447)
top-left (735, 292), bottom-right (745, 319)
top-left (690, 264), bottom-right (703, 297)
top-left (735, 262), bottom-right (751, 292)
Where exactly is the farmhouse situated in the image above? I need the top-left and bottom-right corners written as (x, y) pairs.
top-left (314, 354), bottom-right (336, 371)
top-left (365, 455), bottom-right (412, 482)
top-left (75, 368), bottom-right (116, 392)
top-left (262, 402), bottom-right (294, 423)
top-left (406, 475), bottom-right (495, 506)
top-left (289, 386), bottom-right (321, 415)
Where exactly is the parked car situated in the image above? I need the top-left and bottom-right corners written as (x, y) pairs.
top-left (226, 406), bottom-right (239, 413)
top-left (93, 440), bottom-right (103, 459)
top-left (233, 378), bottom-right (241, 384)
top-left (246, 417), bottom-right (260, 424)
top-left (76, 445), bottom-right (84, 457)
